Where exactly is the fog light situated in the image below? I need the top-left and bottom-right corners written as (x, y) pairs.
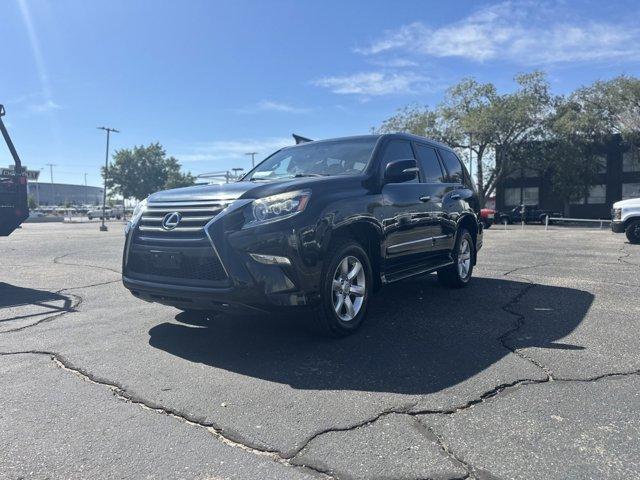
top-left (249, 253), bottom-right (291, 266)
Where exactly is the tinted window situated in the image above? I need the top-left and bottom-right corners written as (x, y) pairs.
top-left (381, 140), bottom-right (417, 183)
top-left (414, 144), bottom-right (444, 183)
top-left (246, 137), bottom-right (377, 180)
top-left (439, 149), bottom-right (464, 184)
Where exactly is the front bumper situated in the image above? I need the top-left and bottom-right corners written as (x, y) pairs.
top-left (122, 204), bottom-right (323, 312)
top-left (611, 221), bottom-right (625, 233)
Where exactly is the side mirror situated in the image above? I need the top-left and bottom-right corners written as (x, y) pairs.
top-left (384, 159), bottom-right (419, 183)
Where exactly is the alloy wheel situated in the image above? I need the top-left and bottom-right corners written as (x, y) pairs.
top-left (457, 238), bottom-right (472, 280)
top-left (332, 255), bottom-right (366, 322)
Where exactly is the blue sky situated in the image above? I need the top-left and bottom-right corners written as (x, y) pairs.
top-left (2, 0), bottom-right (640, 186)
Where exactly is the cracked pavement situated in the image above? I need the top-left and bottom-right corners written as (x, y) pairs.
top-left (1, 222), bottom-right (639, 479)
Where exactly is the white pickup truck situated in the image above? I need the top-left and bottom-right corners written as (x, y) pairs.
top-left (611, 197), bottom-right (640, 244)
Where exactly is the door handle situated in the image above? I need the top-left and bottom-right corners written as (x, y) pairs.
top-left (419, 195), bottom-right (431, 202)
top-left (450, 193), bottom-right (461, 200)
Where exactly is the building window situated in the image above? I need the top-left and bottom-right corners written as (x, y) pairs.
top-left (623, 149), bottom-right (640, 172)
top-left (504, 187), bottom-right (538, 206)
top-left (504, 188), bottom-right (520, 206)
top-left (622, 183), bottom-right (640, 200)
top-left (586, 184), bottom-right (606, 204)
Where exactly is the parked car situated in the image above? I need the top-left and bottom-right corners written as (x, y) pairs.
top-left (122, 134), bottom-right (483, 335)
top-left (611, 197), bottom-right (640, 244)
top-left (498, 205), bottom-right (562, 224)
top-left (480, 208), bottom-right (496, 229)
top-left (88, 208), bottom-right (122, 220)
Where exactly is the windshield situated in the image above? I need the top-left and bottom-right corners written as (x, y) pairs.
top-left (245, 137), bottom-right (378, 181)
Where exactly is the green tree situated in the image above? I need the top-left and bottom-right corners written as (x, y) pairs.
top-left (377, 72), bottom-right (552, 206)
top-left (103, 143), bottom-right (195, 201)
top-left (27, 195), bottom-right (37, 209)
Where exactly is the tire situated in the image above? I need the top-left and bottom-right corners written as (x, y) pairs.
top-left (315, 239), bottom-right (373, 337)
top-left (626, 220), bottom-right (640, 244)
top-left (482, 219), bottom-right (492, 229)
top-left (437, 229), bottom-right (474, 288)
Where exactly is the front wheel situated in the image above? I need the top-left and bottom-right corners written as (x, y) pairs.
top-left (626, 220), bottom-right (640, 244)
top-left (316, 240), bottom-right (372, 337)
top-left (438, 229), bottom-right (474, 288)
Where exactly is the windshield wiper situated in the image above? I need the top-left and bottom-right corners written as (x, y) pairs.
top-left (291, 173), bottom-right (328, 178)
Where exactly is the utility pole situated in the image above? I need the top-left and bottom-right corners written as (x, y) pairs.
top-left (45, 163), bottom-right (56, 206)
top-left (232, 167), bottom-right (244, 181)
top-left (84, 173), bottom-right (88, 206)
top-left (245, 152), bottom-right (257, 168)
top-left (97, 126), bottom-right (119, 232)
top-left (467, 132), bottom-right (473, 182)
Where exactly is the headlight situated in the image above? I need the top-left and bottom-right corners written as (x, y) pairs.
top-left (244, 190), bottom-right (311, 228)
top-left (130, 198), bottom-right (148, 224)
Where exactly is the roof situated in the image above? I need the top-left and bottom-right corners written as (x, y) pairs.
top-left (281, 133), bottom-right (454, 152)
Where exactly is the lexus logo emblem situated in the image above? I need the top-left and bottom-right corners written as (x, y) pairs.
top-left (161, 212), bottom-right (182, 230)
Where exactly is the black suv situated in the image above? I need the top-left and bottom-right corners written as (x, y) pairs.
top-left (122, 134), bottom-right (482, 335)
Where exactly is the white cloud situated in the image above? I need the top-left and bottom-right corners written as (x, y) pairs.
top-left (177, 137), bottom-right (293, 163)
top-left (355, 1), bottom-right (640, 65)
top-left (313, 71), bottom-right (432, 97)
top-left (28, 100), bottom-right (62, 113)
top-left (367, 58), bottom-right (419, 68)
top-left (235, 100), bottom-right (310, 114)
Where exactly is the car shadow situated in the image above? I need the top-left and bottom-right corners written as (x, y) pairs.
top-left (148, 275), bottom-right (593, 394)
top-left (0, 282), bottom-right (73, 323)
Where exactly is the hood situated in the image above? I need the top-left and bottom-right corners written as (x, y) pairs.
top-left (148, 175), bottom-right (361, 203)
top-left (613, 197), bottom-right (640, 209)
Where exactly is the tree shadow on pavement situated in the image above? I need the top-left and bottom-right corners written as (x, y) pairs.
top-left (148, 276), bottom-right (593, 394)
top-left (0, 282), bottom-right (73, 323)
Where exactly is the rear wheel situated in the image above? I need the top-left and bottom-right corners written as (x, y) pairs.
top-left (626, 220), bottom-right (640, 244)
top-left (316, 240), bottom-right (372, 336)
top-left (438, 229), bottom-right (474, 288)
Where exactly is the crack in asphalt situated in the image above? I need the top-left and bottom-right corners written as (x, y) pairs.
top-left (0, 350), bottom-right (332, 480)
top-left (414, 419), bottom-right (501, 480)
top-left (53, 253), bottom-right (122, 275)
top-left (617, 243), bottom-right (639, 266)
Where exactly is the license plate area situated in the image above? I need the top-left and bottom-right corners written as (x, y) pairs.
top-left (149, 250), bottom-right (183, 270)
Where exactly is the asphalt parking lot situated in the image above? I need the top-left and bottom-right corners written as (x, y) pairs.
top-left (1, 222), bottom-right (639, 480)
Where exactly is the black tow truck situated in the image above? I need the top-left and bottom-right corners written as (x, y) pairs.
top-left (0, 105), bottom-right (29, 236)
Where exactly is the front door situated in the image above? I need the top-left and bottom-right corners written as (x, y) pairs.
top-left (379, 140), bottom-right (441, 272)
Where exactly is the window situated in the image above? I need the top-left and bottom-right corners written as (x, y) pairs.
top-left (595, 155), bottom-right (607, 174)
top-left (246, 137), bottom-right (378, 180)
top-left (523, 187), bottom-right (539, 205)
top-left (587, 184), bottom-right (606, 204)
top-left (623, 183), bottom-right (640, 200)
top-left (381, 140), bottom-right (417, 183)
top-left (504, 187), bottom-right (538, 207)
top-left (623, 149), bottom-right (640, 172)
top-left (439, 149), bottom-right (464, 183)
top-left (504, 188), bottom-right (520, 207)
top-left (413, 144), bottom-right (443, 183)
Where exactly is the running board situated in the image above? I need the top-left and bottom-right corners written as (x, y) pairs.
top-left (381, 259), bottom-right (454, 284)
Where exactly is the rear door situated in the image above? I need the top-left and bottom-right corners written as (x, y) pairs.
top-left (438, 149), bottom-right (476, 250)
top-left (413, 143), bottom-right (450, 254)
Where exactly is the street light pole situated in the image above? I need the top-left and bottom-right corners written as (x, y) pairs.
top-left (245, 152), bottom-right (257, 168)
top-left (45, 163), bottom-right (56, 206)
top-left (97, 126), bottom-right (119, 232)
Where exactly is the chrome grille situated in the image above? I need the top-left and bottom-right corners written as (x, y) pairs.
top-left (137, 200), bottom-right (232, 239)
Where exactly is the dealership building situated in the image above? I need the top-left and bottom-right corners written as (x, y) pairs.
top-left (28, 182), bottom-right (104, 206)
top-left (495, 138), bottom-right (640, 219)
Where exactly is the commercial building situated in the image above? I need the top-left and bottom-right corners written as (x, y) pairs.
top-left (27, 182), bottom-right (104, 206)
top-left (496, 138), bottom-right (640, 219)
